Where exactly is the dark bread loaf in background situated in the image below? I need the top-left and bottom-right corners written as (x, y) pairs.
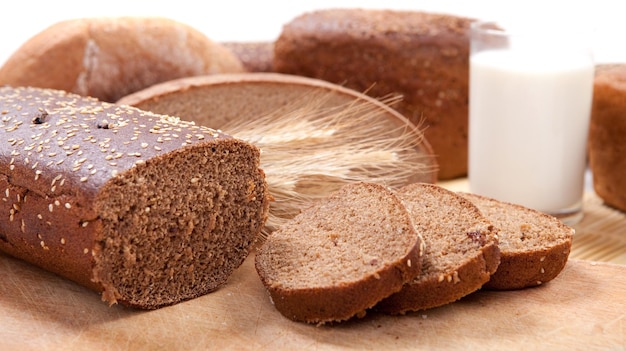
top-left (0, 17), bottom-right (245, 102)
top-left (0, 86), bottom-right (270, 309)
top-left (589, 64), bottom-right (626, 213)
top-left (273, 9), bottom-right (474, 180)
top-left (222, 41), bottom-right (275, 72)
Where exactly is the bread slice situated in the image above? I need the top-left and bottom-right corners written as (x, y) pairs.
top-left (254, 182), bottom-right (423, 324)
top-left (375, 183), bottom-right (500, 315)
top-left (459, 192), bottom-right (574, 290)
top-left (117, 72), bottom-right (437, 185)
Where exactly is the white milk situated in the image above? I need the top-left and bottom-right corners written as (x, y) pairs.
top-left (469, 49), bottom-right (594, 215)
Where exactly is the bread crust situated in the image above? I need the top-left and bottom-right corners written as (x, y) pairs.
top-left (589, 64), bottom-right (626, 212)
top-left (0, 17), bottom-right (244, 102)
top-left (0, 86), bottom-right (270, 309)
top-left (273, 9), bottom-right (474, 179)
top-left (222, 41), bottom-right (275, 73)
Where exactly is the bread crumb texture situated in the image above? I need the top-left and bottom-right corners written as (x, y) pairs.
top-left (0, 86), bottom-right (269, 309)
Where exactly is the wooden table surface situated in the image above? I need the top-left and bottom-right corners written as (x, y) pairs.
top-left (0, 180), bottom-right (625, 350)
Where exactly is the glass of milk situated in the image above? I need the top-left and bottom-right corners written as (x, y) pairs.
top-left (468, 21), bottom-right (595, 225)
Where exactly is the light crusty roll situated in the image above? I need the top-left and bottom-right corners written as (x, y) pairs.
top-left (0, 86), bottom-right (270, 309)
top-left (0, 17), bottom-right (244, 102)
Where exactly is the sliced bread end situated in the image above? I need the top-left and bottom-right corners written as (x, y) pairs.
top-left (459, 192), bottom-right (573, 290)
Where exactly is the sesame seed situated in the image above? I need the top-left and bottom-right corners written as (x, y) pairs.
top-left (83, 248), bottom-right (89, 254)
top-left (60, 238), bottom-right (66, 244)
top-left (64, 203), bottom-right (71, 209)
top-left (407, 259), bottom-right (412, 267)
top-left (81, 221), bottom-right (89, 228)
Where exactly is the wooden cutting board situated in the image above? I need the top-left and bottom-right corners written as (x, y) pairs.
top-left (0, 252), bottom-right (624, 351)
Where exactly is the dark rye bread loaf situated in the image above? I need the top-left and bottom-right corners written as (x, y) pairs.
top-left (459, 192), bottom-right (573, 290)
top-left (222, 42), bottom-right (275, 72)
top-left (273, 9), bottom-right (474, 179)
top-left (0, 86), bottom-right (270, 309)
top-left (589, 64), bottom-right (626, 212)
top-left (375, 183), bottom-right (500, 315)
top-left (0, 17), bottom-right (244, 102)
top-left (255, 182), bottom-right (423, 325)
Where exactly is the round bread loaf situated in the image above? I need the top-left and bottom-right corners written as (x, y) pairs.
top-left (0, 86), bottom-right (270, 309)
top-left (375, 183), bottom-right (500, 315)
top-left (0, 17), bottom-right (244, 102)
top-left (273, 9), bottom-right (474, 179)
top-left (459, 192), bottom-right (573, 290)
top-left (117, 72), bottom-right (436, 184)
top-left (255, 182), bottom-right (423, 324)
top-left (589, 64), bottom-right (626, 212)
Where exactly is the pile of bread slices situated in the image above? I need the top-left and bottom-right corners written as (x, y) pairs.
top-left (255, 181), bottom-right (572, 325)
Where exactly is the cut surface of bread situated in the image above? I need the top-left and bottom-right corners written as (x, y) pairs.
top-left (117, 73), bottom-right (436, 184)
top-left (375, 183), bottom-right (500, 315)
top-left (255, 182), bottom-right (423, 324)
top-left (459, 192), bottom-right (574, 290)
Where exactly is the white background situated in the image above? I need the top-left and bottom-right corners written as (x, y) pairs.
top-left (0, 0), bottom-right (625, 66)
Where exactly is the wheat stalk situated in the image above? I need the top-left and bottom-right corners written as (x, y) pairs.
top-left (221, 90), bottom-right (435, 238)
